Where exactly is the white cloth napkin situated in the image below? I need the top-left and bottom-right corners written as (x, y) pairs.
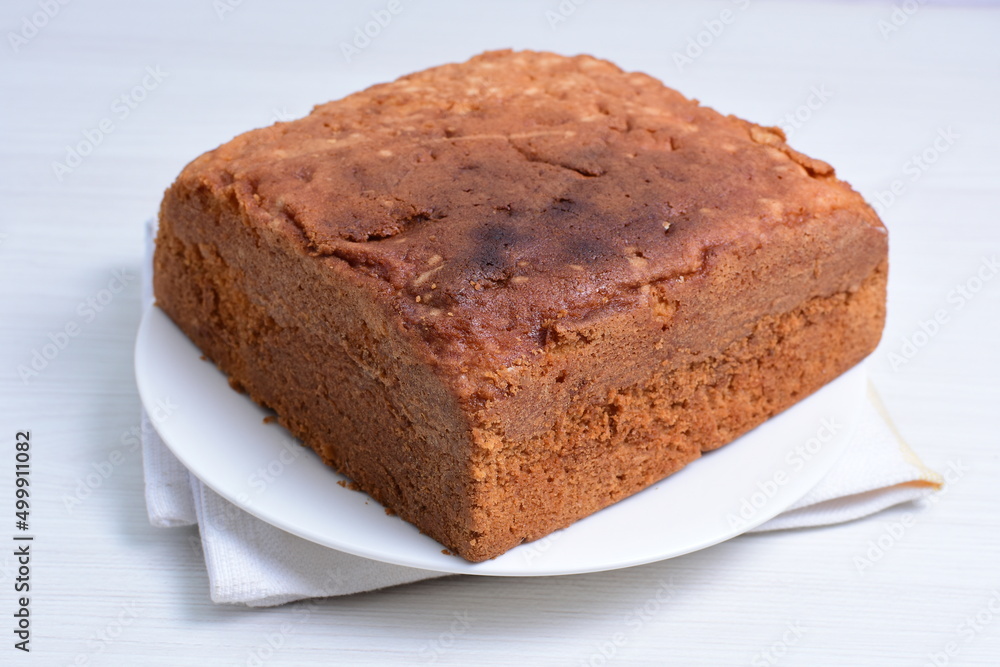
top-left (140, 221), bottom-right (942, 606)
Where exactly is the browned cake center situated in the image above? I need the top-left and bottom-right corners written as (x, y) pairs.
top-left (188, 51), bottom-right (874, 371)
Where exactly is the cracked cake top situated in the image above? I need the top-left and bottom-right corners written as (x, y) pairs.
top-left (175, 49), bottom-right (881, 368)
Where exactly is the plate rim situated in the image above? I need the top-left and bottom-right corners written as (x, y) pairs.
top-left (135, 304), bottom-right (863, 576)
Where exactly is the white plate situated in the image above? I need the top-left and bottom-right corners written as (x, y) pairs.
top-left (135, 306), bottom-right (863, 576)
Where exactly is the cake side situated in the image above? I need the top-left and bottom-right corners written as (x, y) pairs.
top-left (466, 205), bottom-right (887, 439)
top-left (465, 261), bottom-right (886, 558)
top-left (153, 173), bottom-right (482, 557)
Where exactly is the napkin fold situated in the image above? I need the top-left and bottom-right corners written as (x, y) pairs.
top-left (140, 221), bottom-right (942, 607)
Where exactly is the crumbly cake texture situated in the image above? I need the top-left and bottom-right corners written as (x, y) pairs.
top-left (154, 50), bottom-right (887, 562)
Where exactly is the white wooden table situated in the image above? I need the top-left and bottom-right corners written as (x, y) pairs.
top-left (2, 1), bottom-right (998, 664)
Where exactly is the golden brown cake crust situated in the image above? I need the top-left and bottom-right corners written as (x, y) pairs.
top-left (180, 49), bottom-right (884, 374)
top-left (155, 50), bottom-right (888, 561)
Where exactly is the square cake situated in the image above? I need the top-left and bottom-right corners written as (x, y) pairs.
top-left (153, 50), bottom-right (887, 561)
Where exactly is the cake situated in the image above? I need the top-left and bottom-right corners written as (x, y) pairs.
top-left (153, 50), bottom-right (887, 562)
